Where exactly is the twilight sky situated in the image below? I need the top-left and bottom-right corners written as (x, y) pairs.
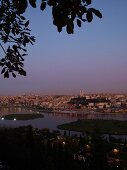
top-left (0, 0), bottom-right (127, 95)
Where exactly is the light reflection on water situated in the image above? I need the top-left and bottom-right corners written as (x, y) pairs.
top-left (0, 107), bottom-right (127, 132)
top-left (0, 108), bottom-right (78, 130)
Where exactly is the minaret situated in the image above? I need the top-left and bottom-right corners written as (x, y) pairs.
top-left (79, 90), bottom-right (84, 97)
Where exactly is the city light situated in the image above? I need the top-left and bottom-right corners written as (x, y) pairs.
top-left (63, 141), bottom-right (66, 145)
top-left (85, 144), bottom-right (91, 149)
top-left (113, 148), bottom-right (119, 154)
top-left (85, 144), bottom-right (91, 151)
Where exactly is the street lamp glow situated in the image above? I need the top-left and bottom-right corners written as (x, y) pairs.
top-left (63, 141), bottom-right (66, 145)
top-left (14, 118), bottom-right (16, 121)
top-left (86, 144), bottom-right (90, 149)
top-left (1, 117), bottom-right (4, 120)
top-left (113, 148), bottom-right (119, 154)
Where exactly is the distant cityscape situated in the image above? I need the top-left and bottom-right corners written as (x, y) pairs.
top-left (0, 91), bottom-right (127, 114)
top-left (1, 92), bottom-right (127, 169)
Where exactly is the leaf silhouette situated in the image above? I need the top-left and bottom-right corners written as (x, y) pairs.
top-left (40, 2), bottom-right (46, 11)
top-left (25, 20), bottom-right (29, 27)
top-left (90, 8), bottom-right (102, 18)
top-left (12, 72), bottom-right (16, 78)
top-left (16, 0), bottom-right (28, 14)
top-left (86, 10), bottom-right (93, 22)
top-left (77, 19), bottom-right (81, 27)
top-left (4, 71), bottom-right (9, 78)
top-left (29, 0), bottom-right (36, 8)
top-left (85, 0), bottom-right (92, 5)
top-left (1, 68), bottom-right (6, 74)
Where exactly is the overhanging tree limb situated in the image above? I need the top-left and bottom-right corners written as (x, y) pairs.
top-left (0, 0), bottom-right (102, 78)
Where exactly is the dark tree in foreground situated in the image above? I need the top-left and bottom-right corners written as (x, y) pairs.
top-left (0, 0), bottom-right (102, 78)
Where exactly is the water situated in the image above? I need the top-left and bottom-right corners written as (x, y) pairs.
top-left (81, 113), bottom-right (127, 120)
top-left (0, 107), bottom-right (78, 130)
top-left (0, 107), bottom-right (127, 139)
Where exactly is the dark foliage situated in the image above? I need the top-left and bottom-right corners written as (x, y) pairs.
top-left (0, 126), bottom-right (90, 170)
top-left (1, 126), bottom-right (127, 170)
top-left (0, 0), bottom-right (102, 78)
top-left (0, 0), bottom-right (35, 78)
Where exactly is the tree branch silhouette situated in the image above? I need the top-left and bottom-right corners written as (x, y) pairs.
top-left (0, 0), bottom-right (102, 78)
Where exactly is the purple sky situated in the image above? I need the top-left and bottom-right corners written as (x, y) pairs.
top-left (0, 0), bottom-right (127, 95)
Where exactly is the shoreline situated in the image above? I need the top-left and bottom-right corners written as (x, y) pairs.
top-left (57, 119), bottom-right (127, 135)
top-left (1, 113), bottom-right (44, 120)
top-left (39, 109), bottom-right (127, 115)
top-left (1, 106), bottom-right (127, 115)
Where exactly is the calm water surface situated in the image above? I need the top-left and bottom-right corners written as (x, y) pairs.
top-left (0, 107), bottom-right (127, 131)
top-left (0, 108), bottom-right (78, 130)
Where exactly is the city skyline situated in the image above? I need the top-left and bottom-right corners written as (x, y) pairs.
top-left (0, 0), bottom-right (127, 95)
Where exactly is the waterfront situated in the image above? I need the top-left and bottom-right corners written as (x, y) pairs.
top-left (0, 107), bottom-right (78, 130)
top-left (1, 107), bottom-right (127, 130)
